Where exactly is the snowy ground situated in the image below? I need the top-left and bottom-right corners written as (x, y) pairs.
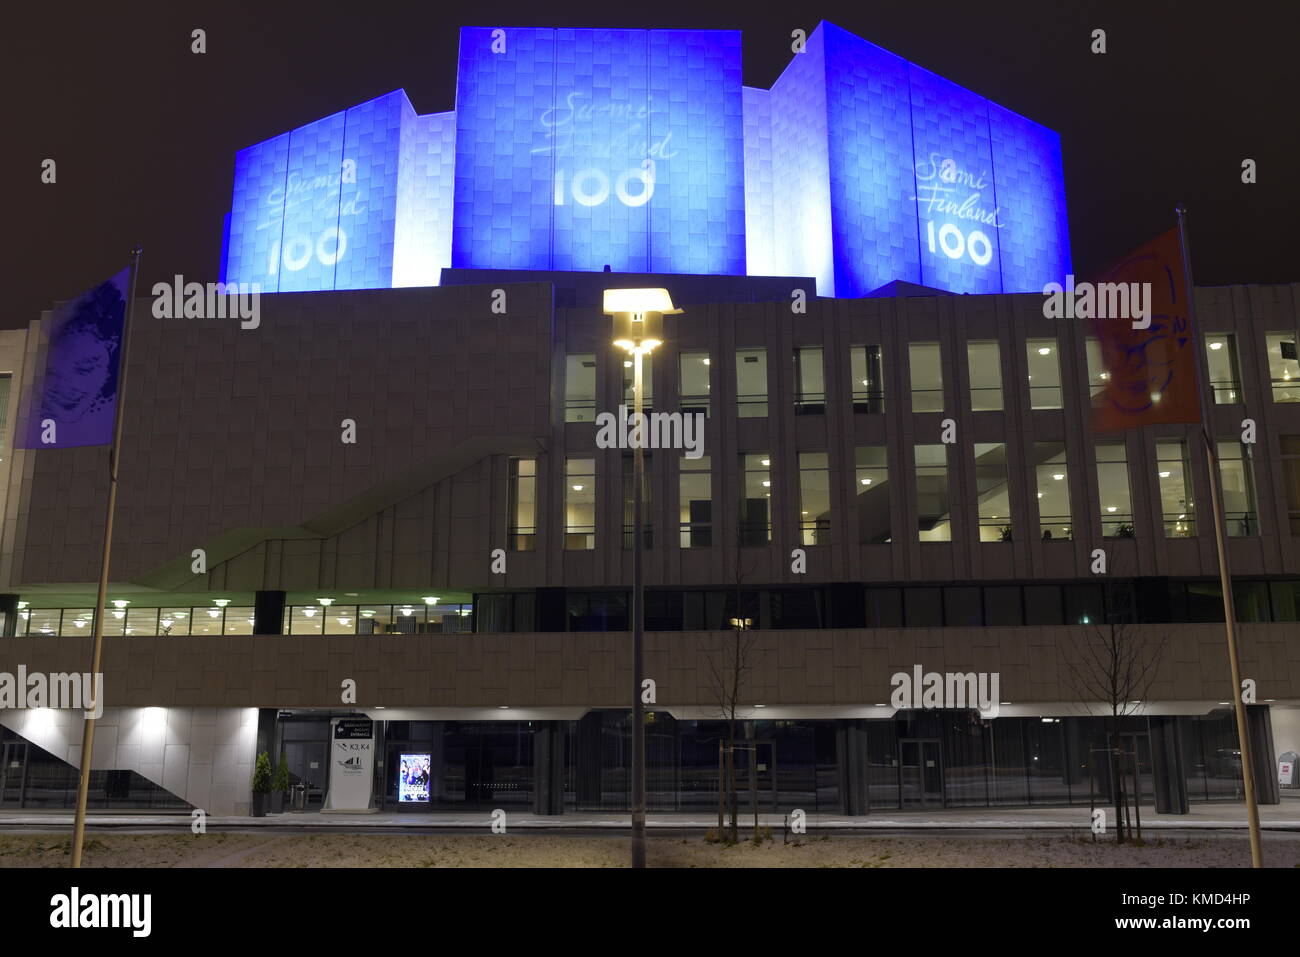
top-left (1, 831), bottom-right (1296, 868)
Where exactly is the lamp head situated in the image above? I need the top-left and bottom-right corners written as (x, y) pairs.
top-left (604, 288), bottom-right (680, 354)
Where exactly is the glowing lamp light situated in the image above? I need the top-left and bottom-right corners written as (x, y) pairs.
top-left (1159, 470), bottom-right (1171, 478)
top-left (1106, 506), bottom-right (1117, 513)
top-left (317, 597), bottom-right (334, 606)
top-left (760, 459), bottom-right (770, 466)
top-left (572, 484), bottom-right (584, 491)
top-left (1052, 473), bottom-right (1064, 481)
top-left (1038, 347), bottom-right (1051, 355)
top-left (861, 478), bottom-right (872, 485)
top-left (1209, 341), bottom-right (1223, 350)
top-left (423, 597), bottom-right (440, 606)
top-left (604, 288), bottom-right (679, 354)
top-left (112, 599), bottom-right (130, 609)
top-left (302, 607), bottom-right (317, 617)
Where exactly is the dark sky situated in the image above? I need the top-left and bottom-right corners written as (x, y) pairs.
top-left (9, 0), bottom-right (1298, 324)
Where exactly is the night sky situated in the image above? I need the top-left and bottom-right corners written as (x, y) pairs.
top-left (9, 0), bottom-right (1298, 324)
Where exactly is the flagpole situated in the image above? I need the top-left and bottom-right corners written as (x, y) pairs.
top-left (1176, 206), bottom-right (1263, 868)
top-left (70, 245), bottom-right (142, 869)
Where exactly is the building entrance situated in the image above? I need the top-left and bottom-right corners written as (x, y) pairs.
top-left (0, 740), bottom-right (27, 807)
top-left (899, 738), bottom-right (943, 808)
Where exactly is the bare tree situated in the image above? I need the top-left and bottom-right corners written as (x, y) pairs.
top-left (702, 545), bottom-right (758, 844)
top-left (1064, 580), bottom-right (1168, 843)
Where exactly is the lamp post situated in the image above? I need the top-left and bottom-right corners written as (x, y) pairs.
top-left (605, 287), bottom-right (681, 869)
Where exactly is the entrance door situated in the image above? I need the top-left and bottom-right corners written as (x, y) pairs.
top-left (899, 739), bottom-right (943, 808)
top-left (0, 741), bottom-right (27, 808)
top-left (1120, 733), bottom-right (1154, 805)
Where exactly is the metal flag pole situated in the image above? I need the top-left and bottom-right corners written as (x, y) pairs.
top-left (1176, 207), bottom-right (1263, 868)
top-left (630, 346), bottom-right (647, 869)
top-left (70, 245), bottom-right (143, 869)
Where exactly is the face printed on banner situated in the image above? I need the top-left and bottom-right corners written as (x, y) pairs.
top-left (34, 279), bottom-right (126, 444)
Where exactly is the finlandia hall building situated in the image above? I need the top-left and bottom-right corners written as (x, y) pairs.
top-left (0, 22), bottom-right (1296, 817)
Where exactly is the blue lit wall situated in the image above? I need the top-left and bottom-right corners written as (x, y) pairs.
top-left (222, 22), bottom-right (1068, 297)
top-left (451, 27), bottom-right (745, 275)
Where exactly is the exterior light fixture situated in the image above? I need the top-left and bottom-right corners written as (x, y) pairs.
top-left (423, 597), bottom-right (440, 606)
top-left (212, 598), bottom-right (230, 608)
top-left (604, 287), bottom-right (679, 354)
top-left (317, 597), bottom-right (333, 606)
top-left (17, 601), bottom-right (29, 610)
top-left (112, 599), bottom-right (130, 609)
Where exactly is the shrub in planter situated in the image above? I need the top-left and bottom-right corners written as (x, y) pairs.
top-left (251, 751), bottom-right (272, 817)
top-left (271, 753), bottom-right (290, 813)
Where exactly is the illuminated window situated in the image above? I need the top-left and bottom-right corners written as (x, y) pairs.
top-left (851, 345), bottom-right (885, 413)
top-left (1026, 339), bottom-right (1062, 409)
top-left (854, 446), bottom-right (890, 544)
top-left (1034, 442), bottom-right (1071, 540)
top-left (740, 453), bottom-right (771, 545)
top-left (915, 444), bottom-right (951, 541)
top-left (974, 442), bottom-right (1011, 541)
top-left (798, 451), bottom-right (831, 545)
top-left (564, 354), bottom-right (597, 422)
top-left (967, 341), bottom-right (1003, 411)
top-left (1157, 439), bottom-right (1195, 537)
top-left (1266, 333), bottom-right (1300, 403)
top-left (1095, 442), bottom-right (1134, 538)
top-left (565, 458), bottom-right (595, 550)
top-left (508, 458), bottom-right (537, 551)
top-left (793, 347), bottom-right (825, 415)
top-left (679, 455), bottom-right (712, 547)
top-left (736, 349), bottom-right (767, 417)
top-left (909, 342), bottom-right (944, 413)
top-left (1085, 337), bottom-right (1108, 399)
top-left (1217, 440), bottom-right (1256, 537)
top-left (679, 352), bottom-right (710, 416)
top-left (1204, 334), bottom-right (1241, 404)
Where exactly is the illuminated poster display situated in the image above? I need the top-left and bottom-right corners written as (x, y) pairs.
top-left (398, 753), bottom-right (431, 803)
top-left (221, 22), bottom-right (1068, 298)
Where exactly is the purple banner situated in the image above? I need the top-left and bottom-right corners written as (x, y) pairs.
top-left (18, 268), bottom-right (130, 449)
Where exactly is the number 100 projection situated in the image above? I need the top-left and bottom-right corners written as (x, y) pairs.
top-left (220, 22), bottom-right (1069, 297)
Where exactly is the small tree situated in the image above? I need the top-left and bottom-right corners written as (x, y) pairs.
top-left (251, 752), bottom-right (273, 794)
top-left (1065, 580), bottom-right (1167, 843)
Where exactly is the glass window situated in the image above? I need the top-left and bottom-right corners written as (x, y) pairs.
top-left (798, 451), bottom-right (831, 545)
top-left (736, 348), bottom-right (767, 418)
top-left (984, 586), bottom-right (1023, 626)
top-left (1266, 332), bottom-right (1300, 402)
top-left (622, 453), bottom-right (653, 550)
top-left (225, 606), bottom-right (258, 635)
top-left (125, 607), bottom-right (159, 636)
top-left (60, 608), bottom-right (94, 635)
top-left (565, 458), bottom-right (595, 550)
top-left (793, 347), bottom-right (825, 414)
top-left (1064, 585), bottom-right (1104, 625)
top-left (974, 442), bottom-right (1011, 542)
top-left (158, 608), bottom-right (191, 636)
top-left (851, 345), bottom-right (885, 413)
top-left (679, 455), bottom-right (712, 547)
top-left (865, 587), bottom-right (902, 627)
top-left (679, 352), bottom-right (710, 416)
top-left (25, 608), bottom-right (60, 636)
top-left (564, 354), bottom-right (597, 422)
top-left (1095, 442), bottom-right (1135, 537)
top-left (1157, 438), bottom-right (1195, 537)
top-left (909, 342), bottom-right (944, 413)
top-left (1023, 585), bottom-right (1063, 625)
top-left (621, 353), bottom-right (653, 413)
top-left (1084, 337), bottom-right (1108, 398)
top-left (1204, 334), bottom-right (1241, 404)
top-left (854, 446), bottom-right (891, 544)
top-left (1283, 436), bottom-right (1300, 534)
top-left (288, 605), bottom-right (322, 635)
top-left (1026, 338), bottom-right (1063, 409)
top-left (1217, 440), bottom-right (1256, 537)
top-left (943, 586), bottom-right (982, 626)
top-left (1034, 442), bottom-right (1071, 540)
top-left (915, 444), bottom-right (951, 541)
top-left (739, 453), bottom-right (771, 545)
top-left (904, 587), bottom-right (943, 627)
top-left (0, 374), bottom-right (11, 462)
top-left (967, 340), bottom-right (1003, 411)
top-left (507, 458), bottom-right (536, 551)
top-left (1269, 580), bottom-right (1300, 621)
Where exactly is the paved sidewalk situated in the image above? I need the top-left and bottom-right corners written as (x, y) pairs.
top-left (2, 799), bottom-right (1299, 831)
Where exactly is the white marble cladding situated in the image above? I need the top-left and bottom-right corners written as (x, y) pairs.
top-left (0, 706), bottom-right (258, 815)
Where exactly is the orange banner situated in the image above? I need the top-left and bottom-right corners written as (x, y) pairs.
top-left (1088, 227), bottom-right (1201, 432)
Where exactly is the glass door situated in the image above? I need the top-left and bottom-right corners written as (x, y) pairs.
top-left (0, 741), bottom-right (27, 807)
top-left (900, 739), bottom-right (944, 808)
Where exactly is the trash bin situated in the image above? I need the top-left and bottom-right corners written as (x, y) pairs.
top-left (291, 783), bottom-right (307, 810)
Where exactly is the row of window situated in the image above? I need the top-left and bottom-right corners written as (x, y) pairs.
top-left (510, 432), bottom-right (1288, 549)
top-left (563, 332), bottom-right (1300, 421)
top-left (474, 577), bottom-right (1300, 632)
top-left (12, 603), bottom-right (473, 638)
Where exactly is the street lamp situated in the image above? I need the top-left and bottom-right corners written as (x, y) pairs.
top-left (605, 287), bottom-right (681, 869)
